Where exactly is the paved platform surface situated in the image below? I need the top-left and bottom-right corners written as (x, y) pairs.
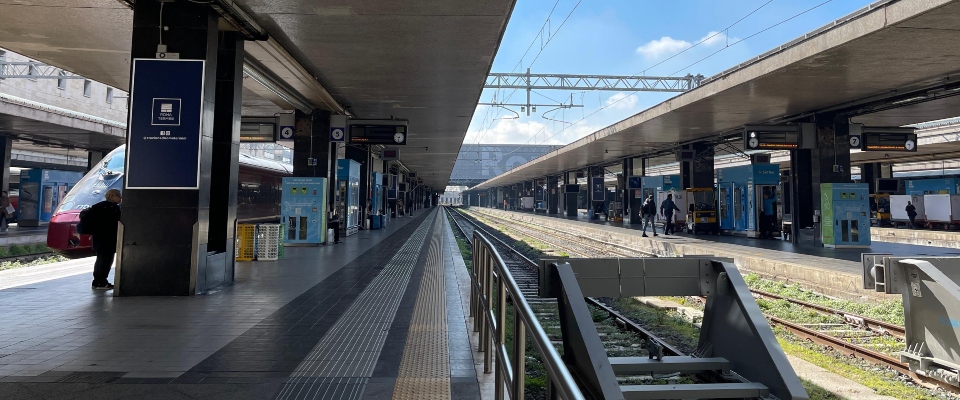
top-left (469, 207), bottom-right (952, 300)
top-left (0, 208), bottom-right (483, 399)
top-left (872, 226), bottom-right (960, 249)
top-left (0, 224), bottom-right (47, 246)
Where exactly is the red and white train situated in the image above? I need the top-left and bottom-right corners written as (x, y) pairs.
top-left (47, 145), bottom-right (291, 255)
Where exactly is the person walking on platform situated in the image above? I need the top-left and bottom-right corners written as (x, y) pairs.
top-left (85, 189), bottom-right (121, 290)
top-left (0, 191), bottom-right (10, 232)
top-left (660, 194), bottom-right (680, 235)
top-left (906, 201), bottom-right (918, 229)
top-left (641, 195), bottom-right (658, 237)
top-left (329, 211), bottom-right (341, 244)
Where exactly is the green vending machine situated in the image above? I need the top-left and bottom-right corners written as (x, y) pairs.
top-left (821, 183), bottom-right (871, 248)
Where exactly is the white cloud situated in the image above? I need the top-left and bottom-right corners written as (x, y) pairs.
top-left (604, 93), bottom-right (638, 111)
top-left (466, 118), bottom-right (600, 146)
top-left (636, 36), bottom-right (690, 59)
top-left (636, 31), bottom-right (732, 59)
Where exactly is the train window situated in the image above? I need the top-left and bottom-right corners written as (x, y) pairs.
top-left (103, 152), bottom-right (125, 172)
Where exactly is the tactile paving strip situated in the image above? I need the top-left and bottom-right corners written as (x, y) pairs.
top-left (275, 211), bottom-right (438, 400)
top-left (392, 214), bottom-right (451, 399)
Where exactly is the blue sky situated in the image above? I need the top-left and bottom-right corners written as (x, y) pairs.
top-left (464, 0), bottom-right (876, 145)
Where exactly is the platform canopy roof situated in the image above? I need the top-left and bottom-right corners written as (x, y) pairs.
top-left (0, 0), bottom-right (516, 191)
top-left (473, 0), bottom-right (960, 190)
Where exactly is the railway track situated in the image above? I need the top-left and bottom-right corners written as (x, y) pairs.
top-left (445, 207), bottom-right (687, 364)
top-left (453, 207), bottom-right (960, 394)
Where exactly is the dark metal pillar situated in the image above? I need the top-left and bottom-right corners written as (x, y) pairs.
top-left (0, 135), bottom-right (11, 193)
top-left (681, 142), bottom-right (715, 189)
top-left (86, 150), bottom-right (105, 172)
top-left (793, 115), bottom-right (851, 247)
top-left (118, 0), bottom-right (220, 296)
top-left (547, 175), bottom-right (559, 215)
top-left (206, 31), bottom-right (243, 287)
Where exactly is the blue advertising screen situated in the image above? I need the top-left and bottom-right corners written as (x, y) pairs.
top-left (125, 59), bottom-right (205, 189)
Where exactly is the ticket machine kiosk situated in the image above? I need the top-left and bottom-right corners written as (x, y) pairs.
top-left (821, 183), bottom-right (870, 248)
top-left (717, 163), bottom-right (780, 237)
top-left (281, 177), bottom-right (327, 244)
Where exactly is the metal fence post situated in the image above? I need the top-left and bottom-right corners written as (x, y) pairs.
top-left (512, 307), bottom-right (526, 400)
top-left (495, 274), bottom-right (506, 400)
top-left (484, 251), bottom-right (494, 374)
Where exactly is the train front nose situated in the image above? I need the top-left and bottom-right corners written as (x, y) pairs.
top-left (47, 211), bottom-right (84, 251)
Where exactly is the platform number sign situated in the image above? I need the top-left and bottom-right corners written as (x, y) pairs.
top-left (330, 127), bottom-right (345, 142)
top-left (849, 135), bottom-right (861, 149)
top-left (279, 125), bottom-right (294, 140)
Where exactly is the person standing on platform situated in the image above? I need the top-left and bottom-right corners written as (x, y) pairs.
top-left (329, 210), bottom-right (341, 244)
top-left (660, 193), bottom-right (680, 235)
top-left (641, 195), bottom-right (658, 237)
top-left (760, 190), bottom-right (776, 239)
top-left (906, 201), bottom-right (918, 229)
top-left (87, 189), bottom-right (121, 290)
top-left (0, 191), bottom-right (10, 232)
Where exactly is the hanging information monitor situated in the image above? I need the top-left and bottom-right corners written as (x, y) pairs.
top-left (743, 125), bottom-right (800, 150)
top-left (861, 127), bottom-right (917, 152)
top-left (349, 120), bottom-right (408, 145)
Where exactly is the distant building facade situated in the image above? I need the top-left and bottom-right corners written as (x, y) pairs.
top-left (450, 144), bottom-right (561, 187)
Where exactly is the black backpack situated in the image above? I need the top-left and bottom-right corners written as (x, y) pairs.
top-left (77, 207), bottom-right (97, 235)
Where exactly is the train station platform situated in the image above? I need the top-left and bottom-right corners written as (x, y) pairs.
top-left (871, 226), bottom-right (960, 249)
top-left (0, 208), bottom-right (487, 400)
top-left (468, 207), bottom-right (960, 300)
top-left (0, 224), bottom-right (47, 247)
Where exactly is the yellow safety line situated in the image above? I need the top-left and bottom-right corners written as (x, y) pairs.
top-left (392, 214), bottom-right (451, 400)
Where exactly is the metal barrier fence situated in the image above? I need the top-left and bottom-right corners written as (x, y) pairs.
top-left (470, 230), bottom-right (585, 400)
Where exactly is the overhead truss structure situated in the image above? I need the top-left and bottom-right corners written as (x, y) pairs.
top-left (0, 61), bottom-right (82, 80)
top-left (485, 71), bottom-right (704, 93)
top-left (485, 69), bottom-right (704, 115)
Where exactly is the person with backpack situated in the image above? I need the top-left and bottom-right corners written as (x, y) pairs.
top-left (81, 189), bottom-right (121, 290)
top-left (660, 193), bottom-right (681, 235)
top-left (641, 195), bottom-right (658, 237)
top-left (905, 201), bottom-right (918, 229)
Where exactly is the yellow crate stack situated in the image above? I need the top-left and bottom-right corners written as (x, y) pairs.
top-left (235, 224), bottom-right (256, 261)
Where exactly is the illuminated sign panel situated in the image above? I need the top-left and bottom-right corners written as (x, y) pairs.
top-left (861, 128), bottom-right (917, 152)
top-left (349, 124), bottom-right (407, 145)
top-left (743, 125), bottom-right (800, 150)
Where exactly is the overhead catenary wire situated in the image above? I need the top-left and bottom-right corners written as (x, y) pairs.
top-left (503, 0), bottom-right (836, 156)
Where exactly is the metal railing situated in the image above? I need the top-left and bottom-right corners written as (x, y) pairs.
top-left (469, 230), bottom-right (585, 400)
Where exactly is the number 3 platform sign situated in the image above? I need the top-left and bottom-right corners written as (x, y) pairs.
top-left (125, 59), bottom-right (205, 189)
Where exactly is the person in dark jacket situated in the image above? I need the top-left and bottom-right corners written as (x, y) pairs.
top-left (905, 201), bottom-right (917, 229)
top-left (641, 195), bottom-right (658, 237)
top-left (329, 211), bottom-right (341, 244)
top-left (660, 194), bottom-right (681, 235)
top-left (89, 189), bottom-right (121, 290)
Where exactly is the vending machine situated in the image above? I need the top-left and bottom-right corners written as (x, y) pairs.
top-left (820, 183), bottom-right (871, 248)
top-left (337, 159), bottom-right (361, 236)
top-left (281, 177), bottom-right (327, 245)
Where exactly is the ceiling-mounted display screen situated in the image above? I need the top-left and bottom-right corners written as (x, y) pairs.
top-left (349, 124), bottom-right (407, 145)
top-left (861, 128), bottom-right (917, 152)
top-left (743, 125), bottom-right (800, 150)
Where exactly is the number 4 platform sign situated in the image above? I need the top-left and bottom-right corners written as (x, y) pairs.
top-left (125, 59), bottom-right (205, 189)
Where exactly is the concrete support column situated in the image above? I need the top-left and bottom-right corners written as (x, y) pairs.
top-left (118, 0), bottom-right (221, 296)
top-left (547, 175), bottom-right (558, 214)
top-left (565, 171), bottom-right (578, 217)
top-left (621, 158), bottom-right (633, 221)
top-left (681, 142), bottom-right (714, 189)
top-left (86, 150), bottom-right (105, 172)
top-left (792, 115), bottom-right (851, 246)
top-left (0, 135), bottom-right (11, 193)
top-left (861, 162), bottom-right (882, 194)
top-left (205, 31), bottom-right (244, 287)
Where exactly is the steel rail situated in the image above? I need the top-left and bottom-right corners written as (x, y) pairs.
top-left (768, 316), bottom-right (912, 376)
top-left (751, 289), bottom-right (906, 339)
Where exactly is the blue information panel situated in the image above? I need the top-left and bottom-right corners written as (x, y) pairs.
top-left (125, 59), bottom-right (205, 189)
